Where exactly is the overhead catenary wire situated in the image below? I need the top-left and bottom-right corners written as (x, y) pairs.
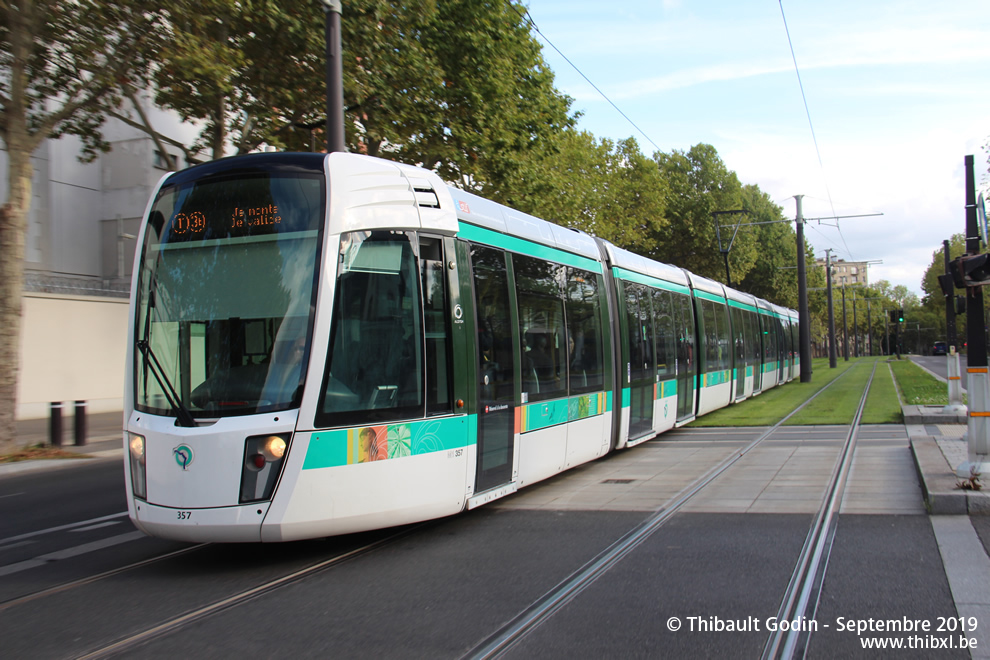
top-left (777, 0), bottom-right (855, 262)
top-left (513, 6), bottom-right (662, 154)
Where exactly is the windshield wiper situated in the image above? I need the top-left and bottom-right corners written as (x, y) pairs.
top-left (136, 340), bottom-right (197, 428)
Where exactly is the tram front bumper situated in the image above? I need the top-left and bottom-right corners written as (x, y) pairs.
top-left (130, 500), bottom-right (272, 543)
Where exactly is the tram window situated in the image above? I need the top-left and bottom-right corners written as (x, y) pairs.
top-left (653, 289), bottom-right (675, 379)
top-left (421, 237), bottom-right (452, 416)
top-left (564, 267), bottom-right (604, 393)
top-left (625, 283), bottom-right (654, 385)
top-left (701, 299), bottom-right (716, 373)
top-left (731, 307), bottom-right (744, 362)
top-left (748, 311), bottom-right (760, 365)
top-left (513, 254), bottom-right (567, 402)
top-left (675, 292), bottom-right (694, 372)
top-left (318, 231), bottom-right (424, 426)
top-left (472, 245), bottom-right (514, 403)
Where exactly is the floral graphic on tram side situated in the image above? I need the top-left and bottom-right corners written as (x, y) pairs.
top-left (388, 424), bottom-right (411, 459)
top-left (348, 423), bottom-right (414, 464)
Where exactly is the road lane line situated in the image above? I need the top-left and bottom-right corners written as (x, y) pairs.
top-left (0, 511), bottom-right (128, 547)
top-left (0, 531), bottom-right (146, 578)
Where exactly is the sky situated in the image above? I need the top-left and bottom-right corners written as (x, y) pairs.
top-left (523, 0), bottom-right (990, 297)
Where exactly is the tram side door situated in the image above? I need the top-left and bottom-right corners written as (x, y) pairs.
top-left (674, 292), bottom-right (695, 421)
top-left (471, 245), bottom-right (517, 493)
top-left (625, 284), bottom-right (655, 439)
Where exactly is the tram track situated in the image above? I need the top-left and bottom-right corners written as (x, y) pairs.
top-left (2, 364), bottom-right (891, 660)
top-left (762, 361), bottom-right (879, 660)
top-left (0, 542), bottom-right (208, 613)
top-left (71, 523), bottom-right (425, 660)
top-left (462, 362), bottom-right (877, 660)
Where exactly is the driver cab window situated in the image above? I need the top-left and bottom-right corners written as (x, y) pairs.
top-left (318, 231), bottom-right (424, 426)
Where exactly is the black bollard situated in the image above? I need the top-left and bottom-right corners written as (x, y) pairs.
top-left (74, 400), bottom-right (87, 446)
top-left (50, 402), bottom-right (63, 447)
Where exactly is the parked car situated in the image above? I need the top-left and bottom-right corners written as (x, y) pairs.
top-left (933, 341), bottom-right (948, 355)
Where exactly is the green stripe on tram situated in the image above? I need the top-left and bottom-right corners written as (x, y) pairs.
top-left (611, 267), bottom-right (691, 295)
top-left (456, 222), bottom-right (602, 273)
top-left (519, 391), bottom-right (607, 433)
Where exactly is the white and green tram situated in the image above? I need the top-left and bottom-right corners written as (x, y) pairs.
top-left (124, 151), bottom-right (798, 542)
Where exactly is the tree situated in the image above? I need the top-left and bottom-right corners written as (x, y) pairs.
top-left (153, 0), bottom-right (327, 160)
top-left (652, 144), bottom-right (751, 280)
top-left (0, 1), bottom-right (162, 452)
top-left (735, 185), bottom-right (798, 305)
top-left (407, 0), bottom-right (575, 197)
top-left (516, 132), bottom-right (667, 255)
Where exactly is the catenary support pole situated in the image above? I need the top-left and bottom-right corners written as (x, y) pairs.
top-left (826, 250), bottom-right (837, 368)
top-left (841, 286), bottom-right (848, 361)
top-left (795, 195), bottom-right (812, 382)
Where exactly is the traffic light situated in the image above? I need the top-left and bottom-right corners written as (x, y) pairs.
top-left (950, 253), bottom-right (990, 288)
top-left (938, 273), bottom-right (955, 296)
top-left (956, 295), bottom-right (966, 315)
top-left (889, 309), bottom-right (904, 324)
top-left (898, 309), bottom-right (904, 323)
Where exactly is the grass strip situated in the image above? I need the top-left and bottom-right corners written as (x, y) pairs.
top-left (889, 359), bottom-right (949, 405)
top-left (861, 361), bottom-right (903, 424)
top-left (689, 357), bottom-right (857, 427)
top-left (786, 358), bottom-right (878, 425)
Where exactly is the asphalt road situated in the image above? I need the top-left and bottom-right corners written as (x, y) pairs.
top-left (0, 428), bottom-right (975, 660)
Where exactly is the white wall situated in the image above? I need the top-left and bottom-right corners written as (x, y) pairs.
top-left (17, 293), bottom-right (129, 419)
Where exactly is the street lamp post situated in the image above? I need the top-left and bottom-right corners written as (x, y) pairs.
top-left (321, 0), bottom-right (345, 153)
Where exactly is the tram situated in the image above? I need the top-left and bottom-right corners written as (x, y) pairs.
top-left (124, 151), bottom-right (799, 542)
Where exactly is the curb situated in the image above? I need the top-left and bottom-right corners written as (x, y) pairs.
top-left (911, 438), bottom-right (990, 515)
top-left (902, 404), bottom-right (967, 425)
top-left (0, 448), bottom-right (122, 478)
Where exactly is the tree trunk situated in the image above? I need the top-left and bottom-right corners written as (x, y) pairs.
top-left (0, 1), bottom-right (36, 454)
top-left (0, 144), bottom-right (32, 454)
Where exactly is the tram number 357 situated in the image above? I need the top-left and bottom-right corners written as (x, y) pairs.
top-left (177, 511), bottom-right (193, 520)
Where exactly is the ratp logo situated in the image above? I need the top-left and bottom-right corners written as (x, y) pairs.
top-left (173, 444), bottom-right (194, 470)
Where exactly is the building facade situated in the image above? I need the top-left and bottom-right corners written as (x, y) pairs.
top-left (2, 94), bottom-right (204, 418)
top-left (816, 258), bottom-right (871, 288)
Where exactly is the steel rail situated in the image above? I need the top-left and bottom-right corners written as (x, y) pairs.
top-left (463, 367), bottom-right (858, 660)
top-left (0, 543), bottom-right (208, 613)
top-left (761, 361), bottom-right (878, 660)
top-left (74, 525), bottom-right (424, 660)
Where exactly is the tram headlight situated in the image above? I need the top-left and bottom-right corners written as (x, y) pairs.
top-left (240, 433), bottom-right (291, 503)
top-left (128, 433), bottom-right (147, 500)
top-left (261, 435), bottom-right (286, 461)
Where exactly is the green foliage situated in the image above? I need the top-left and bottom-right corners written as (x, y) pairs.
top-left (154, 0), bottom-right (326, 159)
top-left (651, 144), bottom-right (747, 281)
top-left (0, 0), bottom-right (163, 160)
top-left (516, 132), bottom-right (668, 255)
top-left (407, 0), bottom-right (575, 195)
top-left (736, 185), bottom-right (800, 307)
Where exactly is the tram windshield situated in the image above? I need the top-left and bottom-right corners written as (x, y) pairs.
top-left (134, 167), bottom-right (324, 418)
